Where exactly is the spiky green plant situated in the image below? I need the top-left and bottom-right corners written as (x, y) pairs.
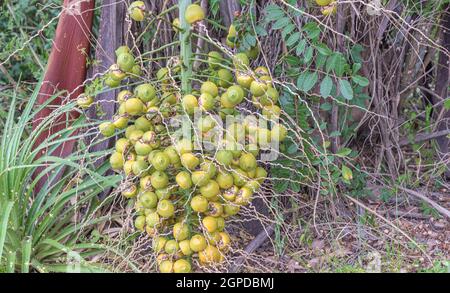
top-left (0, 82), bottom-right (132, 272)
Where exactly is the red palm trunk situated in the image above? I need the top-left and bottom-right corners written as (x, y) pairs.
top-left (32, 0), bottom-right (95, 190)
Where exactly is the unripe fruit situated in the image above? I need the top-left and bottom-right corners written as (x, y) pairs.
top-left (164, 146), bottom-right (180, 165)
top-left (124, 98), bottom-right (144, 116)
top-left (134, 116), bottom-right (153, 131)
top-left (157, 199), bottom-right (175, 218)
top-left (151, 152), bottom-right (170, 171)
top-left (182, 94), bottom-right (198, 115)
top-left (129, 129), bottom-right (144, 143)
top-left (205, 231), bottom-right (221, 245)
top-left (115, 45), bottom-right (130, 57)
top-left (216, 171), bottom-right (234, 189)
top-left (129, 1), bottom-right (146, 21)
top-left (139, 191), bottom-right (157, 209)
top-left (146, 212), bottom-right (160, 228)
top-left (104, 76), bottom-right (120, 88)
top-left (271, 123), bottom-right (287, 142)
top-left (181, 153), bottom-right (200, 170)
top-left (197, 115), bottom-right (216, 133)
top-left (115, 138), bottom-right (130, 153)
top-left (99, 122), bottom-right (115, 137)
top-left (239, 153), bottom-right (257, 171)
top-left (176, 171), bottom-right (193, 190)
top-left (232, 168), bottom-right (248, 187)
top-left (217, 69), bottom-right (233, 88)
top-left (123, 160), bottom-right (134, 176)
top-left (224, 203), bottom-right (240, 216)
top-left (134, 83), bottom-right (156, 103)
top-left (110, 152), bottom-right (124, 170)
top-left (125, 125), bottom-right (137, 138)
top-left (164, 239), bottom-right (179, 254)
top-left (226, 85), bottom-right (245, 105)
top-left (135, 140), bottom-right (152, 156)
top-left (216, 150), bottom-right (233, 166)
top-left (179, 240), bottom-right (192, 256)
top-left (173, 259), bottom-right (191, 273)
top-left (216, 217), bottom-right (225, 231)
top-left (159, 260), bottom-right (173, 273)
top-left (255, 166), bottom-right (268, 183)
top-left (262, 105), bottom-right (281, 120)
top-left (201, 160), bottom-right (217, 178)
top-left (132, 159), bottom-right (149, 176)
top-left (151, 171), bottom-right (169, 189)
top-left (256, 128), bottom-right (271, 148)
top-left (236, 72), bottom-right (253, 89)
top-left (131, 64), bottom-right (142, 76)
top-left (245, 180), bottom-right (261, 192)
top-left (191, 170), bottom-right (210, 187)
top-left (200, 180), bottom-right (220, 199)
top-left (76, 94), bottom-right (94, 109)
top-left (190, 195), bottom-right (208, 213)
top-left (246, 46), bottom-right (260, 59)
top-left (117, 52), bottom-right (135, 72)
top-left (173, 222), bottom-right (190, 241)
top-left (233, 53), bottom-right (250, 70)
top-left (198, 93), bottom-right (215, 111)
top-left (134, 215), bottom-right (146, 231)
top-left (185, 4), bottom-right (205, 24)
top-left (207, 51), bottom-right (222, 69)
top-left (172, 18), bottom-right (181, 30)
top-left (321, 3), bottom-right (337, 16)
top-left (220, 93), bottom-right (234, 109)
top-left (190, 234), bottom-right (207, 252)
top-left (250, 80), bottom-right (268, 97)
top-left (202, 216), bottom-right (218, 233)
top-left (155, 188), bottom-right (171, 200)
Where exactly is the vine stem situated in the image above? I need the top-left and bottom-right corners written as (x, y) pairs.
top-left (179, 0), bottom-right (193, 94)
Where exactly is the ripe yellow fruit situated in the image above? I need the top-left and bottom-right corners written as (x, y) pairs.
top-left (250, 80), bottom-right (268, 97)
top-left (181, 153), bottom-right (200, 170)
top-left (173, 259), bottom-right (191, 273)
top-left (176, 171), bottom-right (193, 190)
top-left (200, 160), bottom-right (217, 178)
top-left (216, 150), bottom-right (233, 166)
top-left (157, 199), bottom-right (175, 218)
top-left (150, 171), bottom-right (169, 189)
top-left (179, 240), bottom-right (192, 256)
top-left (172, 18), bottom-right (181, 30)
top-left (223, 186), bottom-right (238, 201)
top-left (207, 202), bottom-right (223, 217)
top-left (217, 232), bottom-right (231, 252)
top-left (321, 3), bottom-right (337, 16)
top-left (129, 1), bottom-right (146, 21)
top-left (164, 239), bottom-right (179, 254)
top-left (190, 234), bottom-right (207, 252)
top-left (235, 186), bottom-right (253, 205)
top-left (202, 216), bottom-right (218, 233)
top-left (109, 152), bottom-right (124, 170)
top-left (199, 245), bottom-right (222, 264)
top-left (236, 72), bottom-right (254, 89)
top-left (233, 53), bottom-right (250, 70)
top-left (191, 170), bottom-right (210, 187)
top-left (316, 0), bottom-right (332, 6)
top-left (190, 195), bottom-right (209, 213)
top-left (115, 138), bottom-right (130, 153)
top-left (173, 222), bottom-right (190, 241)
top-left (152, 236), bottom-right (167, 253)
top-left (198, 93), bottom-right (215, 111)
top-left (239, 153), bottom-right (257, 172)
top-left (200, 180), bottom-right (220, 199)
top-left (216, 171), bottom-right (234, 189)
top-left (185, 4), bottom-right (205, 24)
top-left (124, 98), bottom-right (144, 116)
top-left (151, 151), bottom-right (170, 171)
top-left (159, 260), bottom-right (173, 273)
top-left (76, 94), bottom-right (94, 109)
top-left (200, 81), bottom-right (219, 97)
top-left (175, 138), bottom-right (193, 155)
top-left (145, 212), bottom-right (160, 228)
top-left (182, 94), bottom-right (198, 115)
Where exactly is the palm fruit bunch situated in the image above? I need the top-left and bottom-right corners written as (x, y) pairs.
top-left (78, 4), bottom-right (288, 273)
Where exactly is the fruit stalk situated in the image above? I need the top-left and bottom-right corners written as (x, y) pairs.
top-left (179, 0), bottom-right (193, 93)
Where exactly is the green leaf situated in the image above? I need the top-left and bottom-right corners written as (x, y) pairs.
top-left (444, 98), bottom-right (450, 110)
top-left (336, 147), bottom-right (352, 157)
top-left (315, 43), bottom-right (332, 56)
top-left (320, 102), bottom-right (332, 111)
top-left (272, 17), bottom-right (291, 30)
top-left (320, 76), bottom-right (333, 98)
top-left (243, 34), bottom-right (257, 47)
top-left (255, 25), bottom-right (268, 36)
top-left (296, 39), bottom-right (307, 55)
top-left (301, 71), bottom-right (318, 92)
top-left (329, 130), bottom-right (341, 137)
top-left (339, 79), bottom-right (354, 100)
top-left (286, 32), bottom-right (301, 47)
top-left (304, 46), bottom-right (314, 64)
top-left (325, 53), bottom-right (337, 73)
top-left (352, 75), bottom-right (369, 87)
top-left (265, 4), bottom-right (284, 21)
top-left (303, 22), bottom-right (321, 39)
top-left (282, 23), bottom-right (296, 39)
